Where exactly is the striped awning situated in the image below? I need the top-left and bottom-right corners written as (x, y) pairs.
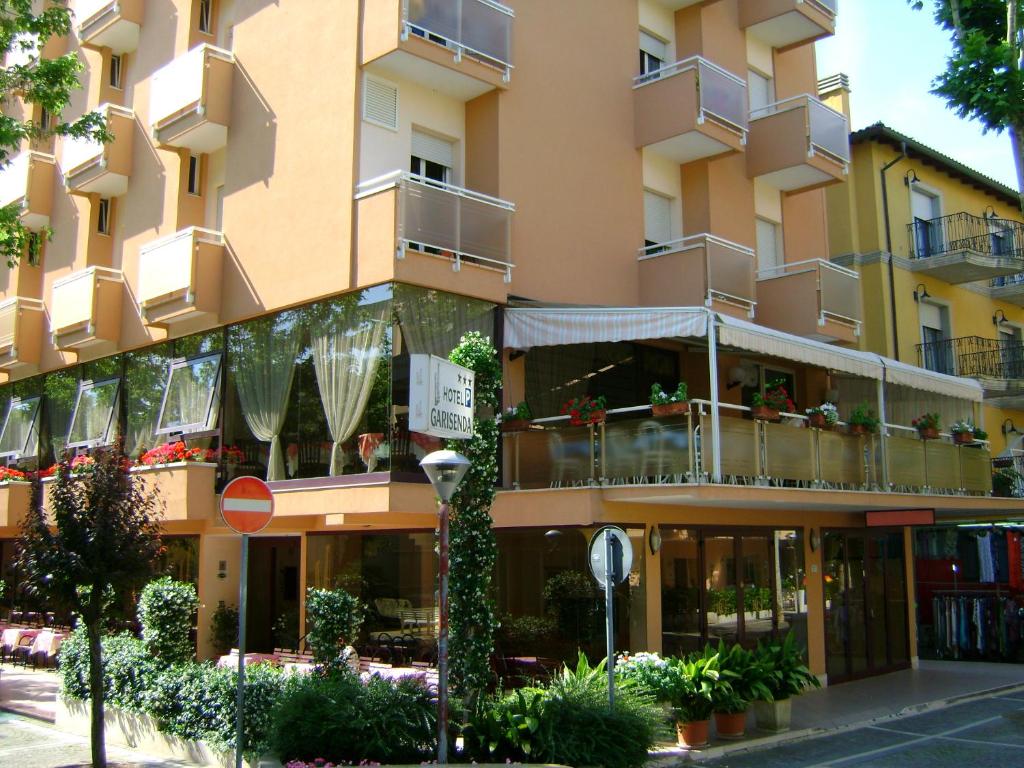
top-left (503, 307), bottom-right (708, 349)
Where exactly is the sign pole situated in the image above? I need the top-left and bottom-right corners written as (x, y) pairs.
top-left (437, 500), bottom-right (450, 764)
top-left (234, 532), bottom-right (249, 768)
top-left (604, 528), bottom-right (615, 712)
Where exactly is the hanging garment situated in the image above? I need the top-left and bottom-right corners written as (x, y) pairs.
top-left (1009, 532), bottom-right (1023, 591)
top-left (978, 533), bottom-right (996, 583)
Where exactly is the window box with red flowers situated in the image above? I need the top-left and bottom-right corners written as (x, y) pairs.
top-left (130, 451), bottom-right (218, 522)
top-left (750, 379), bottom-right (795, 423)
top-left (0, 468), bottom-right (31, 529)
top-left (560, 394), bottom-right (607, 426)
top-left (912, 412), bottom-right (941, 440)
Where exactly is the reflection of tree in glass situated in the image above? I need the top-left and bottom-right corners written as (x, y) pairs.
top-left (160, 355), bottom-right (221, 432)
top-left (68, 379), bottom-right (120, 447)
top-left (124, 343), bottom-right (172, 458)
top-left (392, 283), bottom-right (495, 356)
top-left (42, 369), bottom-right (77, 463)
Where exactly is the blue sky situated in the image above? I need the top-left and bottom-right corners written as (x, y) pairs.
top-left (815, 0), bottom-right (1018, 188)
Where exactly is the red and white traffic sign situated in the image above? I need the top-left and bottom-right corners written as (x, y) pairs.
top-left (220, 476), bottom-right (274, 534)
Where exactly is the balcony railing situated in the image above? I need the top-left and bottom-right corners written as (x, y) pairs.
top-left (908, 211), bottom-right (1024, 261)
top-left (402, 0), bottom-right (514, 78)
top-left (502, 402), bottom-right (991, 496)
top-left (917, 335), bottom-right (1024, 380)
top-left (137, 227), bottom-right (225, 325)
top-left (638, 234), bottom-right (756, 316)
top-left (757, 258), bottom-right (861, 330)
top-left (633, 55), bottom-right (748, 139)
top-left (50, 266), bottom-right (123, 348)
top-left (750, 95), bottom-right (849, 164)
top-left (149, 44), bottom-right (234, 152)
top-left (356, 170), bottom-right (515, 280)
top-left (75, 0), bottom-right (142, 53)
top-left (0, 151), bottom-right (54, 231)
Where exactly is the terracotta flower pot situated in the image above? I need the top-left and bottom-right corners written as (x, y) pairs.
top-left (848, 424), bottom-right (867, 436)
top-left (952, 431), bottom-right (973, 445)
top-left (751, 406), bottom-right (780, 422)
top-left (676, 719), bottom-right (710, 748)
top-left (652, 401), bottom-right (688, 417)
top-left (808, 413), bottom-right (833, 430)
top-left (917, 427), bottom-right (939, 440)
top-left (501, 419), bottom-right (531, 433)
top-left (714, 710), bottom-right (747, 739)
top-left (570, 410), bottom-right (606, 426)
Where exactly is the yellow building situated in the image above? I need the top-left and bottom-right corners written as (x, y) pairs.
top-left (0, 0), bottom-right (1020, 685)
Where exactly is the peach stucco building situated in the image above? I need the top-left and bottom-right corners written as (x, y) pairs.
top-left (0, 0), bottom-right (1021, 684)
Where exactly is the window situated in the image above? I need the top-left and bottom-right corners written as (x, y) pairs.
top-left (910, 187), bottom-right (941, 257)
top-left (0, 395), bottom-right (41, 459)
top-left (215, 185), bottom-right (224, 229)
top-left (109, 54), bottom-right (122, 89)
top-left (97, 198), bottom-right (111, 235)
top-left (198, 0), bottom-right (213, 34)
top-left (919, 302), bottom-right (953, 375)
top-left (410, 129), bottom-right (454, 184)
top-left (999, 325), bottom-right (1024, 378)
top-left (38, 106), bottom-right (50, 132)
top-left (187, 154), bottom-right (201, 195)
top-left (66, 378), bottom-right (121, 449)
top-left (756, 218), bottom-right (782, 273)
top-left (156, 352), bottom-right (222, 436)
top-left (643, 190), bottom-right (672, 250)
top-left (748, 69), bottom-right (774, 112)
top-left (639, 30), bottom-right (665, 82)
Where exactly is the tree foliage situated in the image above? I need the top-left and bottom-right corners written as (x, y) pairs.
top-left (445, 331), bottom-right (501, 702)
top-left (304, 586), bottom-right (364, 669)
top-left (138, 576), bottom-right (198, 664)
top-left (17, 446), bottom-right (164, 768)
top-left (0, 1), bottom-right (111, 267)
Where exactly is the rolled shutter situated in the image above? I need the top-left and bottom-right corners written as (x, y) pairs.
top-left (411, 130), bottom-right (455, 170)
top-left (644, 191), bottom-right (672, 245)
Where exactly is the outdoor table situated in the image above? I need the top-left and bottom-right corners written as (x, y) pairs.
top-left (2, 627), bottom-right (40, 650)
top-left (216, 652), bottom-right (280, 668)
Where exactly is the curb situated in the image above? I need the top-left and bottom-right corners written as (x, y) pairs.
top-left (647, 682), bottom-right (1024, 765)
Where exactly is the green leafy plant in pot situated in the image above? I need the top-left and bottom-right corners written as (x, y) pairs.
top-left (751, 634), bottom-right (820, 733)
top-left (650, 382), bottom-right (688, 417)
top-left (848, 401), bottom-right (880, 436)
top-left (712, 642), bottom-right (774, 739)
top-left (670, 649), bottom-right (721, 748)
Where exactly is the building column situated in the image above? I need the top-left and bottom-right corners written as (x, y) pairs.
top-left (804, 526), bottom-right (827, 682)
top-left (903, 526), bottom-right (919, 668)
top-left (297, 532), bottom-right (308, 643)
top-left (195, 533), bottom-right (242, 660)
top-left (644, 524), bottom-right (662, 654)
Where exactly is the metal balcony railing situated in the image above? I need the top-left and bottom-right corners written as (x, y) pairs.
top-left (633, 56), bottom-right (748, 138)
top-left (908, 211), bottom-right (1024, 261)
top-left (916, 335), bottom-right (1024, 380)
top-left (403, 0), bottom-right (514, 77)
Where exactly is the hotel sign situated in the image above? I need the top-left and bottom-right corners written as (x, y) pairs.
top-left (409, 354), bottom-right (475, 440)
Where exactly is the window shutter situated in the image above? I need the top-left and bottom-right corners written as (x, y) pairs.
top-left (639, 31), bottom-right (666, 61)
top-left (411, 130), bottom-right (454, 169)
top-left (756, 219), bottom-right (780, 271)
top-left (363, 76), bottom-right (398, 130)
top-left (919, 302), bottom-right (942, 331)
top-left (644, 191), bottom-right (672, 245)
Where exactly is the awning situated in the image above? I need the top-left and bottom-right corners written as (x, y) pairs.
top-left (880, 357), bottom-right (983, 402)
top-left (504, 307), bottom-right (707, 350)
top-left (715, 314), bottom-right (883, 380)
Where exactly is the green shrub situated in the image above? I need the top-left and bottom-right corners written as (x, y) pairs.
top-left (270, 670), bottom-right (435, 764)
top-left (464, 654), bottom-right (664, 768)
top-left (138, 577), bottom-right (198, 663)
top-left (210, 601), bottom-right (239, 655)
top-left (57, 628), bottom-right (156, 712)
top-left (304, 588), bottom-right (364, 668)
top-left (57, 627), bottom-right (91, 701)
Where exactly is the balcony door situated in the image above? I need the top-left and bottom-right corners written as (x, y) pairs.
top-left (999, 325), bottom-right (1024, 378)
top-left (823, 529), bottom-right (909, 683)
top-left (911, 187), bottom-right (941, 257)
top-left (919, 302), bottom-right (953, 375)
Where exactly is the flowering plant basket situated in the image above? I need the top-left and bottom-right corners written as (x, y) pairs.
top-left (650, 382), bottom-right (689, 417)
top-left (0, 466), bottom-right (28, 482)
top-left (751, 379), bottom-right (794, 422)
top-left (137, 441), bottom-right (216, 466)
top-left (805, 402), bottom-right (838, 430)
top-left (560, 394), bottom-right (607, 426)
top-left (912, 412), bottom-right (941, 439)
top-left (950, 420), bottom-right (976, 444)
top-left (501, 401), bottom-right (533, 432)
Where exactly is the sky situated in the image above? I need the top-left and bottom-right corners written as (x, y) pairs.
top-left (815, 0), bottom-right (1018, 188)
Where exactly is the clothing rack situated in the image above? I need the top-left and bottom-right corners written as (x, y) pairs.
top-left (931, 592), bottom-right (1022, 660)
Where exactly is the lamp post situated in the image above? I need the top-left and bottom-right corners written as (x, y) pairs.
top-left (420, 449), bottom-right (471, 765)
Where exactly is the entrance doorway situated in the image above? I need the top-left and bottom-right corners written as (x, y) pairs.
top-left (823, 529), bottom-right (910, 682)
top-left (246, 536), bottom-right (301, 653)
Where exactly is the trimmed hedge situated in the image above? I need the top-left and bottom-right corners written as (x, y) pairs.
top-left (138, 577), bottom-right (198, 663)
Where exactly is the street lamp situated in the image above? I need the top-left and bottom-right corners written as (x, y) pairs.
top-left (420, 450), bottom-right (471, 765)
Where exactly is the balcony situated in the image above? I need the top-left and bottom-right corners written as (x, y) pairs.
top-left (739, 0), bottom-right (836, 50)
top-left (651, 0), bottom-right (715, 8)
top-left (61, 103), bottom-right (134, 197)
top-left (637, 234), bottom-right (756, 318)
top-left (0, 479), bottom-right (32, 529)
top-left (354, 171), bottom-right (514, 303)
top-left (755, 258), bottom-right (861, 343)
top-left (0, 152), bottom-right (55, 231)
top-left (137, 227), bottom-right (224, 326)
top-left (634, 56), bottom-right (747, 163)
top-left (917, 335), bottom-right (1024, 404)
top-left (362, 0), bottom-right (513, 101)
top-left (991, 271), bottom-right (1024, 305)
top-left (75, 0), bottom-right (143, 54)
top-left (128, 462), bottom-right (218, 521)
top-left (50, 266), bottom-right (123, 350)
top-left (502, 403), bottom-right (991, 497)
top-left (149, 44), bottom-right (234, 152)
top-left (908, 213), bottom-right (1024, 283)
top-left (747, 95), bottom-right (848, 191)
top-left (0, 297), bottom-right (44, 372)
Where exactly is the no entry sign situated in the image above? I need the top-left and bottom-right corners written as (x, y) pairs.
top-left (220, 476), bottom-right (274, 534)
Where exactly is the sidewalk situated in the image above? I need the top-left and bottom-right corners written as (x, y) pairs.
top-left (0, 665), bottom-right (60, 721)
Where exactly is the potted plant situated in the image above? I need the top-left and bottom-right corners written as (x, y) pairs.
top-left (974, 426), bottom-right (989, 441)
top-left (615, 651), bottom-right (680, 724)
top-left (670, 649), bottom-right (720, 748)
top-left (650, 382), bottom-right (688, 417)
top-left (912, 412), bottom-right (941, 440)
top-left (848, 401), bottom-right (880, 436)
top-left (950, 420), bottom-right (976, 445)
top-left (560, 394), bottom-right (607, 426)
top-left (805, 402), bottom-right (838, 430)
top-left (750, 379), bottom-right (794, 422)
top-left (712, 642), bottom-right (773, 740)
top-left (501, 401), bottom-right (533, 432)
top-left (751, 633), bottom-right (821, 733)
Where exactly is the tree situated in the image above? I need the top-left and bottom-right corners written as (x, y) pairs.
top-left (445, 331), bottom-right (501, 704)
top-left (910, 0), bottom-right (1024, 211)
top-left (17, 447), bottom-right (164, 768)
top-left (0, 0), bottom-right (111, 267)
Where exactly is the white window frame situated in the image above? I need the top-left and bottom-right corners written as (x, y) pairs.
top-left (66, 377), bottom-right (121, 450)
top-left (97, 198), bottom-right (111, 235)
top-left (0, 395), bottom-right (41, 460)
top-left (155, 352), bottom-right (222, 437)
top-left (109, 53), bottom-right (122, 90)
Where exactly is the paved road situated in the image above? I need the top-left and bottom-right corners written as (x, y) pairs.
top-left (0, 711), bottom-right (197, 768)
top-left (702, 692), bottom-right (1024, 767)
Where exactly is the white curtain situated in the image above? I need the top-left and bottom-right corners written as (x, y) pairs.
top-left (312, 303), bottom-right (389, 476)
top-left (232, 317), bottom-right (301, 481)
top-left (394, 286), bottom-right (493, 357)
